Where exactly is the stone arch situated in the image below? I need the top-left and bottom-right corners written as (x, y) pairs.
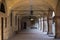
top-left (11, 0), bottom-right (54, 11)
top-left (21, 16), bottom-right (37, 29)
top-left (0, 2), bottom-right (5, 13)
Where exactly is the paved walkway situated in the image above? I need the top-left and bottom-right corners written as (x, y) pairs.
top-left (9, 29), bottom-right (60, 40)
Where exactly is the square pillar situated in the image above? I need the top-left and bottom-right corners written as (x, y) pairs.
top-left (47, 9), bottom-right (53, 35)
top-left (55, 0), bottom-right (60, 38)
top-left (40, 17), bottom-right (43, 32)
top-left (43, 17), bottom-right (48, 32)
top-left (48, 18), bottom-right (53, 34)
top-left (47, 17), bottom-right (53, 34)
top-left (55, 16), bottom-right (60, 38)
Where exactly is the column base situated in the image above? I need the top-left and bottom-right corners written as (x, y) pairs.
top-left (55, 33), bottom-right (60, 39)
top-left (47, 33), bottom-right (54, 37)
top-left (47, 32), bottom-right (53, 35)
top-left (55, 36), bottom-right (60, 39)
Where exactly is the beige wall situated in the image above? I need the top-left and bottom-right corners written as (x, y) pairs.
top-left (0, 12), bottom-right (7, 40)
top-left (0, 12), bottom-right (18, 40)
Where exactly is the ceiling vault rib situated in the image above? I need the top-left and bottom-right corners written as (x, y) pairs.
top-left (12, 10), bottom-right (51, 12)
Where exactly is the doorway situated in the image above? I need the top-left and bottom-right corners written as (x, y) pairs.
top-left (23, 22), bottom-right (27, 29)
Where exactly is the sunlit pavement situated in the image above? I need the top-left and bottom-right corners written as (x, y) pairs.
top-left (9, 29), bottom-right (60, 40)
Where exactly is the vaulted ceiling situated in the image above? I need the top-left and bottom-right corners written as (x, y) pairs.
top-left (0, 0), bottom-right (59, 15)
top-left (4, 0), bottom-right (58, 10)
top-left (0, 0), bottom-right (1, 2)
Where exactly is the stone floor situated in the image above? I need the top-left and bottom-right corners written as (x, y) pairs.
top-left (9, 29), bottom-right (60, 40)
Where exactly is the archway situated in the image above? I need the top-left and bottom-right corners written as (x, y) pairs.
top-left (10, 0), bottom-right (57, 39)
top-left (21, 16), bottom-right (38, 30)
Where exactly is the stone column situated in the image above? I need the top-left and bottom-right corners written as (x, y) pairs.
top-left (43, 17), bottom-right (48, 32)
top-left (47, 9), bottom-right (53, 35)
top-left (48, 17), bottom-right (53, 34)
top-left (40, 17), bottom-right (43, 32)
top-left (38, 17), bottom-right (41, 30)
top-left (15, 15), bottom-right (19, 32)
top-left (55, 0), bottom-right (60, 38)
top-left (41, 17), bottom-right (43, 32)
top-left (43, 16), bottom-right (44, 32)
top-left (40, 18), bottom-right (42, 31)
top-left (18, 16), bottom-right (22, 31)
top-left (17, 16), bottom-right (19, 31)
top-left (47, 16), bottom-right (49, 34)
top-left (39, 18), bottom-right (42, 31)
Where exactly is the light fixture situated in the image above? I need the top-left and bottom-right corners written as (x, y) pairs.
top-left (30, 18), bottom-right (34, 21)
top-left (29, 10), bottom-right (34, 21)
top-left (29, 0), bottom-right (34, 21)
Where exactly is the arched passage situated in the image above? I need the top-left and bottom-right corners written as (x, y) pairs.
top-left (0, 0), bottom-right (60, 40)
top-left (20, 16), bottom-right (39, 30)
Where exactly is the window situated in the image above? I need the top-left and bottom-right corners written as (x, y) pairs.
top-left (52, 11), bottom-right (55, 17)
top-left (1, 17), bottom-right (4, 40)
top-left (0, 3), bottom-right (5, 13)
top-left (5, 17), bottom-right (7, 28)
top-left (10, 12), bottom-right (12, 26)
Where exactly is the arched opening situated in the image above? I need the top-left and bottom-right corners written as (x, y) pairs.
top-left (21, 16), bottom-right (38, 30)
top-left (7, 0), bottom-right (58, 39)
top-left (11, 7), bottom-right (56, 40)
top-left (0, 0), bottom-right (60, 40)
top-left (0, 3), bottom-right (5, 13)
top-left (52, 11), bottom-right (55, 36)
